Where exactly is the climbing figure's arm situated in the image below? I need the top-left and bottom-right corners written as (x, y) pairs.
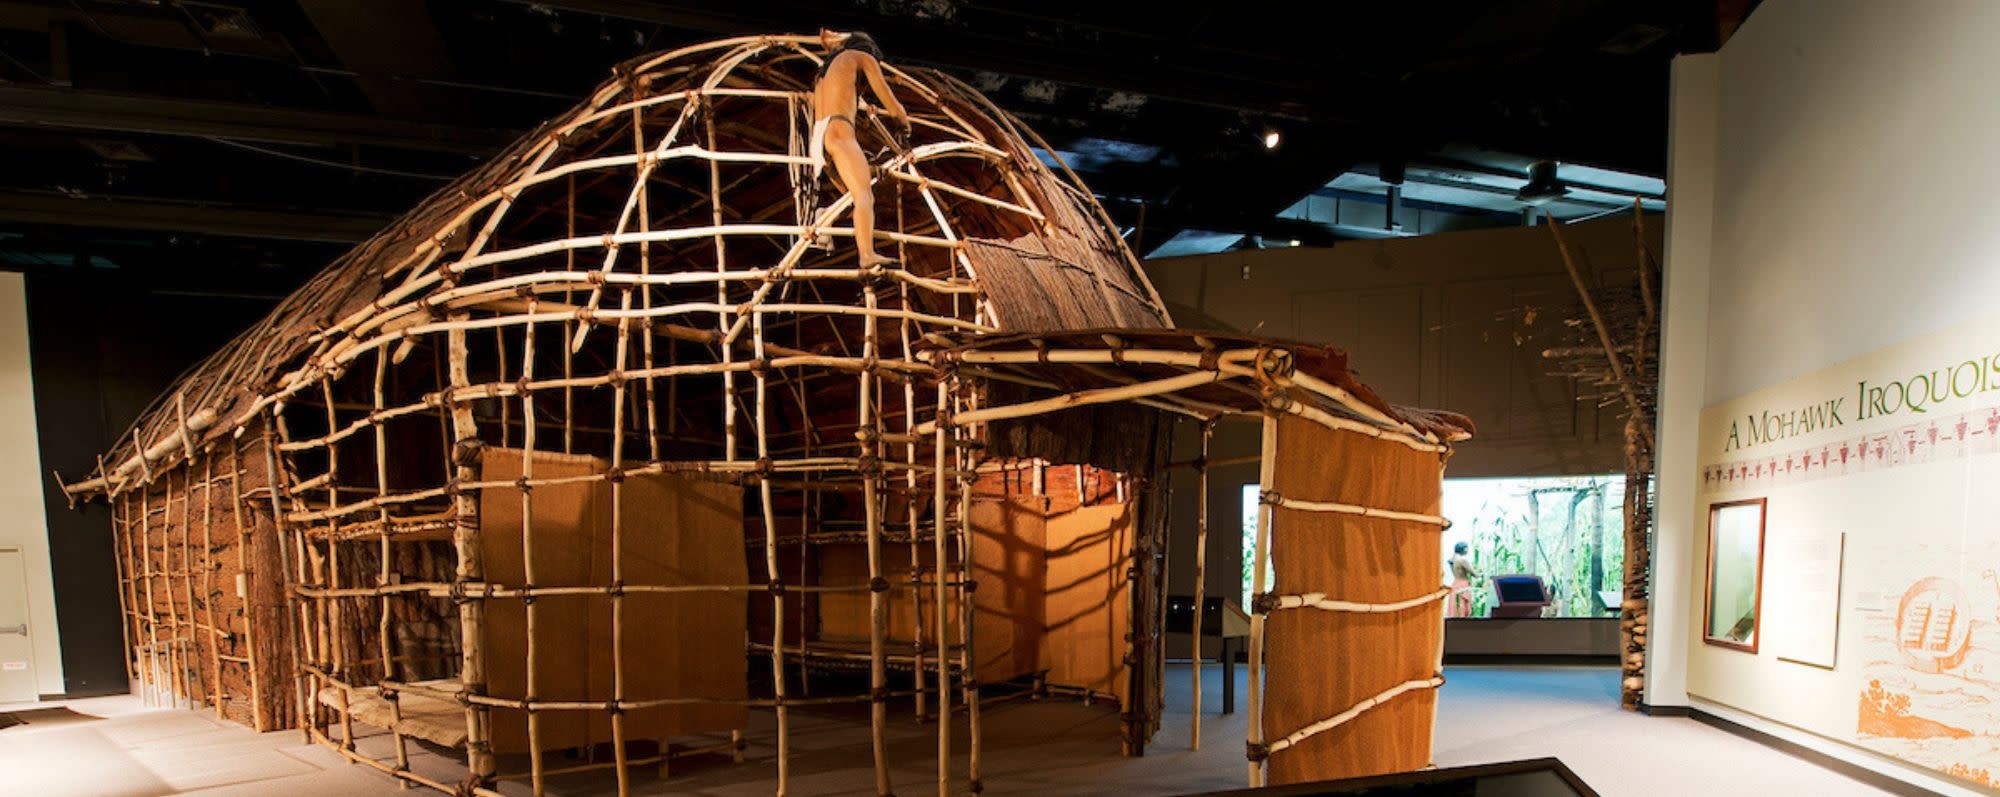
top-left (859, 55), bottom-right (910, 141)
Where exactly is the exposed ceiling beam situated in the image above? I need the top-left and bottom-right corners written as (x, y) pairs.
top-left (0, 0), bottom-right (288, 60)
top-left (1330, 165), bottom-right (1662, 214)
top-left (514, 0), bottom-right (1317, 116)
top-left (0, 190), bottom-right (389, 243)
top-left (0, 85), bottom-right (516, 154)
top-left (296, 0), bottom-right (462, 117)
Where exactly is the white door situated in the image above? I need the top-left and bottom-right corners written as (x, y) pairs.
top-left (0, 547), bottom-right (37, 703)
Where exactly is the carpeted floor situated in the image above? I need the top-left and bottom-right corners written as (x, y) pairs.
top-left (2, 705), bottom-right (101, 728)
top-left (0, 666), bottom-right (1895, 796)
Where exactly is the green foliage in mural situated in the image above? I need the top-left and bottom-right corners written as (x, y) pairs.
top-left (1446, 475), bottom-right (1626, 619)
top-left (1236, 476), bottom-right (1626, 619)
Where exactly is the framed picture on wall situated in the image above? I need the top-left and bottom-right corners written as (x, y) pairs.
top-left (1704, 498), bottom-right (1768, 652)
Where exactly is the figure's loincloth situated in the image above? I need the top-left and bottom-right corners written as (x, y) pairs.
top-left (809, 113), bottom-right (855, 183)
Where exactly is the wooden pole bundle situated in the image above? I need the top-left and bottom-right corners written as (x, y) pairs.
top-left (1540, 202), bottom-right (1661, 709)
top-left (63, 407), bottom-right (217, 495)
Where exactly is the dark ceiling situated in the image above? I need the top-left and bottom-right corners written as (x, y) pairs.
top-left (0, 0), bottom-right (1752, 284)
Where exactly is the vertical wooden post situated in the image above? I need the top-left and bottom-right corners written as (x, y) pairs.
top-left (787, 90), bottom-right (816, 710)
top-left (323, 378), bottom-right (357, 754)
top-left (564, 173), bottom-right (577, 457)
top-left (633, 105), bottom-right (661, 465)
top-left (495, 328), bottom-right (510, 448)
top-left (1432, 506), bottom-right (1449, 768)
top-left (445, 313), bottom-right (494, 783)
top-left (608, 281), bottom-right (635, 797)
top-left (932, 380), bottom-right (952, 797)
top-left (178, 479), bottom-right (190, 709)
top-left (899, 266), bottom-right (927, 723)
top-left (134, 488), bottom-right (149, 704)
top-left (229, 440), bottom-right (264, 732)
top-left (160, 476), bottom-right (174, 706)
top-left (1246, 415), bottom-right (1276, 787)
top-left (170, 472), bottom-right (190, 707)
top-left (1190, 421), bottom-right (1211, 750)
top-left (1153, 466), bottom-right (1169, 753)
top-left (275, 411), bottom-right (326, 742)
top-left (108, 492), bottom-right (134, 689)
top-left (707, 101), bottom-right (737, 462)
top-left (522, 300), bottom-right (547, 796)
top-left (796, 479), bottom-right (810, 700)
top-left (262, 419), bottom-right (313, 745)
top-left (751, 308), bottom-right (789, 796)
top-left (138, 482), bottom-right (158, 706)
top-left (185, 480), bottom-right (200, 711)
top-left (372, 351), bottom-right (413, 786)
top-left (202, 455), bottom-right (225, 718)
top-left (860, 264), bottom-right (893, 796)
top-left (112, 491), bottom-right (129, 695)
top-left (146, 486), bottom-right (160, 707)
top-left (953, 373), bottom-right (981, 792)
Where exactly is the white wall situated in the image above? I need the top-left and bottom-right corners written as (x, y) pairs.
top-left (1647, 52), bottom-right (1718, 708)
top-left (1699, 0), bottom-right (2000, 404)
top-left (0, 272), bottom-right (63, 696)
top-left (1656, 1), bottom-right (2000, 792)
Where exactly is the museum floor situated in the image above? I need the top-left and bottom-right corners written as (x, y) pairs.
top-left (1, 665), bottom-right (1893, 797)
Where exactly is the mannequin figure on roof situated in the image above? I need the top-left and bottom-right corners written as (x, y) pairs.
top-left (811, 28), bottom-right (911, 268)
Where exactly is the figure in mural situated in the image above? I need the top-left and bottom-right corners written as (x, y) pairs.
top-left (811, 28), bottom-right (911, 268)
top-left (1447, 541), bottom-right (1479, 618)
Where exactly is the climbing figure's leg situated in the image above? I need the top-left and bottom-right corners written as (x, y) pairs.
top-left (824, 116), bottom-right (893, 267)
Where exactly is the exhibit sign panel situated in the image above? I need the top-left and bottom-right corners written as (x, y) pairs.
top-left (1696, 312), bottom-right (2000, 789)
top-left (1771, 530), bottom-right (1844, 670)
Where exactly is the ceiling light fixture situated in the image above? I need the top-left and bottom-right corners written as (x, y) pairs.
top-left (1262, 129), bottom-right (1281, 150)
top-left (1516, 160), bottom-right (1570, 205)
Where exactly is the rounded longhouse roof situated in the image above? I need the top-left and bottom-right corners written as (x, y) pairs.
top-left (70, 34), bottom-right (1171, 495)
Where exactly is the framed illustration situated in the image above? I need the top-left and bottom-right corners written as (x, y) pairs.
top-left (1704, 498), bottom-right (1767, 652)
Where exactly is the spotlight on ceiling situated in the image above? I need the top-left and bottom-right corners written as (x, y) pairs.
top-left (1516, 160), bottom-right (1570, 205)
top-left (1262, 129), bottom-right (1281, 150)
